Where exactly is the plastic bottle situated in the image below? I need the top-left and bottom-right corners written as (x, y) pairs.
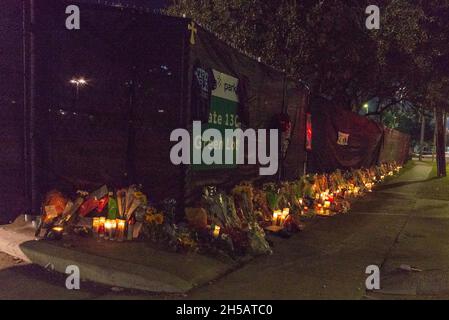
top-left (107, 192), bottom-right (118, 220)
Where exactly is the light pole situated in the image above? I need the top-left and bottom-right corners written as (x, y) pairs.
top-left (70, 77), bottom-right (87, 101)
top-left (419, 110), bottom-right (425, 162)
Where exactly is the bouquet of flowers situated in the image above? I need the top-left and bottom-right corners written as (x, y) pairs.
top-left (253, 188), bottom-right (272, 221)
top-left (263, 183), bottom-right (282, 211)
top-left (231, 182), bottom-right (255, 224)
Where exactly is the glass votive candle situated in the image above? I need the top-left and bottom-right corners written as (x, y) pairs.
top-left (51, 226), bottom-right (64, 240)
top-left (213, 225), bottom-right (221, 238)
top-left (104, 219), bottom-right (112, 240)
top-left (92, 217), bottom-right (100, 236)
top-left (98, 217), bottom-right (106, 238)
top-left (116, 219), bottom-right (126, 242)
top-left (272, 210), bottom-right (282, 226)
top-left (109, 219), bottom-right (117, 241)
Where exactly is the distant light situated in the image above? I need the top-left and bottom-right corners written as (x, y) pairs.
top-left (70, 77), bottom-right (88, 86)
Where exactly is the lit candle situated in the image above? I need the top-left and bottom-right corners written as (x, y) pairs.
top-left (280, 208), bottom-right (290, 226)
top-left (273, 210), bottom-right (282, 226)
top-left (98, 217), bottom-right (106, 238)
top-left (104, 219), bottom-right (112, 240)
top-left (92, 217), bottom-right (100, 235)
top-left (299, 199), bottom-right (303, 206)
top-left (109, 219), bottom-right (117, 241)
top-left (116, 219), bottom-right (126, 242)
top-left (51, 226), bottom-right (64, 240)
top-left (213, 225), bottom-right (221, 238)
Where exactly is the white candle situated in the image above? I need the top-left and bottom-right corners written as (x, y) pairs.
top-left (104, 220), bottom-right (112, 240)
top-left (116, 219), bottom-right (126, 242)
top-left (213, 225), bottom-right (221, 238)
top-left (273, 210), bottom-right (282, 226)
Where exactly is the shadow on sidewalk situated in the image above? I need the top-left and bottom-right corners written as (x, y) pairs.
top-left (0, 261), bottom-right (114, 299)
top-left (376, 177), bottom-right (440, 191)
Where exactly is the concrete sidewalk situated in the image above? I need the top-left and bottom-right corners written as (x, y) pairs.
top-left (3, 161), bottom-right (449, 299)
top-left (184, 161), bottom-right (448, 300)
top-left (367, 161), bottom-right (449, 298)
top-left (0, 216), bottom-right (239, 293)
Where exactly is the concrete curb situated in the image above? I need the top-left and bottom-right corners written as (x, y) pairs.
top-left (20, 240), bottom-right (192, 293)
top-left (0, 215), bottom-right (235, 293)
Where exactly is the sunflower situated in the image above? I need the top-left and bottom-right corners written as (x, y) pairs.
top-left (154, 214), bottom-right (164, 225)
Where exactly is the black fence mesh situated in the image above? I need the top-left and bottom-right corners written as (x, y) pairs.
top-left (34, 1), bottom-right (186, 205)
top-left (0, 0), bottom-right (27, 222)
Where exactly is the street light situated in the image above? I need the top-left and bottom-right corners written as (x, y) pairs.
top-left (70, 78), bottom-right (87, 85)
top-left (363, 103), bottom-right (369, 113)
top-left (70, 77), bottom-right (88, 100)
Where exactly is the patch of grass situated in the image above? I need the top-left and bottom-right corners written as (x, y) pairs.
top-left (417, 162), bottom-right (449, 201)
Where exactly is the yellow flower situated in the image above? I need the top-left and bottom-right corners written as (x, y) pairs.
top-left (145, 211), bottom-right (164, 225)
top-left (146, 207), bottom-right (157, 215)
top-left (145, 214), bottom-right (155, 224)
top-left (154, 214), bottom-right (164, 225)
top-left (134, 192), bottom-right (148, 205)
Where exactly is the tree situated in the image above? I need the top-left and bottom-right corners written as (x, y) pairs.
top-left (167, 0), bottom-right (433, 112)
top-left (168, 1), bottom-right (449, 173)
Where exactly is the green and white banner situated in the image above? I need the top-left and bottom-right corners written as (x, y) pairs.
top-left (208, 70), bottom-right (240, 128)
top-left (193, 70), bottom-right (240, 170)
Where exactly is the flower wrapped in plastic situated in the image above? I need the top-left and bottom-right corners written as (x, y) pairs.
top-left (253, 188), bottom-right (272, 222)
top-left (263, 183), bottom-right (282, 211)
top-left (231, 182), bottom-right (255, 224)
top-left (246, 222), bottom-right (272, 256)
top-left (201, 189), bottom-right (242, 228)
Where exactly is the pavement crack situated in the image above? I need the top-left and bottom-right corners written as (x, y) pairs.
top-left (379, 209), bottom-right (412, 271)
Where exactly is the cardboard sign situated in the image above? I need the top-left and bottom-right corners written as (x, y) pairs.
top-left (337, 132), bottom-right (350, 146)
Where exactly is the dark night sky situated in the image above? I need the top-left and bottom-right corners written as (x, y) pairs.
top-left (75, 0), bottom-right (167, 10)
